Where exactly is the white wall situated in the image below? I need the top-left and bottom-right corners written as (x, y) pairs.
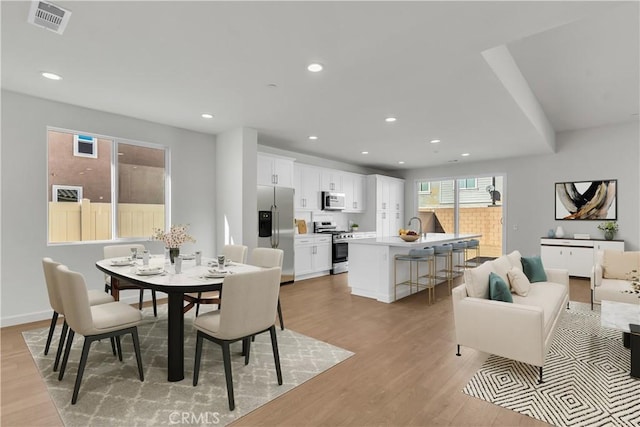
top-left (402, 121), bottom-right (640, 256)
top-left (215, 127), bottom-right (258, 254)
top-left (1, 91), bottom-right (216, 326)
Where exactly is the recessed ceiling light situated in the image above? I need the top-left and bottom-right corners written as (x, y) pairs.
top-left (41, 72), bottom-right (62, 80)
top-left (398, 161), bottom-right (405, 164)
top-left (307, 63), bottom-right (323, 72)
top-left (430, 139), bottom-right (441, 144)
top-left (385, 117), bottom-right (397, 123)
top-left (461, 153), bottom-right (470, 157)
top-left (267, 83), bottom-right (278, 88)
top-left (308, 136), bottom-right (318, 140)
top-left (361, 151), bottom-right (369, 155)
top-left (201, 113), bottom-right (213, 119)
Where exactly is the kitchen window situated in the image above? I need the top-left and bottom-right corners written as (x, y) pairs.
top-left (47, 127), bottom-right (168, 244)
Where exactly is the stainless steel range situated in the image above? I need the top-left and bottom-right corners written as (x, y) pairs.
top-left (313, 221), bottom-right (370, 274)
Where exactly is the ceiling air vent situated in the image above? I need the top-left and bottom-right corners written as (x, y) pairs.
top-left (27, 1), bottom-right (72, 35)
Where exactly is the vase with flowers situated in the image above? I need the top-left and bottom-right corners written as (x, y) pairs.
top-left (597, 221), bottom-right (618, 241)
top-left (152, 224), bottom-right (196, 263)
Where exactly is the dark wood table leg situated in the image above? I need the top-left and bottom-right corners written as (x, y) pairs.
top-left (630, 324), bottom-right (639, 379)
top-left (111, 278), bottom-right (120, 301)
top-left (167, 292), bottom-right (185, 382)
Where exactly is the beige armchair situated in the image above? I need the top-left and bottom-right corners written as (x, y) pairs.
top-left (42, 257), bottom-right (115, 371)
top-left (55, 264), bottom-right (144, 404)
top-left (192, 267), bottom-right (283, 410)
top-left (103, 244), bottom-right (158, 317)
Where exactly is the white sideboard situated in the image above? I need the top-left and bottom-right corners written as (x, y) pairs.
top-left (540, 238), bottom-right (624, 278)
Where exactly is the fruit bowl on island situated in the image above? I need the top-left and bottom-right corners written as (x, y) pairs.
top-left (399, 234), bottom-right (420, 242)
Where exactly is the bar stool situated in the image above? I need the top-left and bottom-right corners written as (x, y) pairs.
top-left (465, 239), bottom-right (481, 268)
top-left (432, 245), bottom-right (453, 294)
top-left (410, 247), bottom-right (436, 304)
top-left (449, 241), bottom-right (468, 276)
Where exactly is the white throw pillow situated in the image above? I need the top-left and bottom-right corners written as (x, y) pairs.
top-left (492, 255), bottom-right (512, 285)
top-left (507, 267), bottom-right (531, 296)
top-left (464, 261), bottom-right (495, 299)
top-left (506, 250), bottom-right (523, 270)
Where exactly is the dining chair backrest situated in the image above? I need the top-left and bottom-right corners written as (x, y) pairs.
top-left (55, 265), bottom-right (93, 336)
top-left (104, 244), bottom-right (146, 259)
top-left (251, 248), bottom-right (284, 268)
top-left (42, 257), bottom-right (64, 314)
top-left (217, 267), bottom-right (281, 340)
top-left (223, 245), bottom-right (248, 263)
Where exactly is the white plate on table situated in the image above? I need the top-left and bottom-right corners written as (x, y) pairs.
top-left (204, 269), bottom-right (231, 279)
top-left (111, 258), bottom-right (133, 266)
top-left (136, 267), bottom-right (165, 276)
top-left (181, 253), bottom-right (196, 260)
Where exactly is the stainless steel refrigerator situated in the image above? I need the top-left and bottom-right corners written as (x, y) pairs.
top-left (257, 185), bottom-right (295, 283)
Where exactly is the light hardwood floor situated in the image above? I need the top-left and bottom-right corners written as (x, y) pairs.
top-left (1, 275), bottom-right (591, 426)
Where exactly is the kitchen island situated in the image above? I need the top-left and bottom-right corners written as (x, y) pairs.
top-left (348, 233), bottom-right (481, 303)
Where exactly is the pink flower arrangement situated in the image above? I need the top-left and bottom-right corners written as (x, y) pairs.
top-left (152, 224), bottom-right (195, 248)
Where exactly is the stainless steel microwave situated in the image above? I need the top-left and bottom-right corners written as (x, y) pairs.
top-left (321, 191), bottom-right (346, 210)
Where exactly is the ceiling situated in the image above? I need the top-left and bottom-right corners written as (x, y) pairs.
top-left (2, 1), bottom-right (638, 171)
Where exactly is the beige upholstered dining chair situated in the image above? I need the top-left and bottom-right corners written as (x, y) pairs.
top-left (251, 248), bottom-right (285, 330)
top-left (56, 264), bottom-right (145, 404)
top-left (103, 244), bottom-right (158, 317)
top-left (42, 257), bottom-right (115, 371)
top-left (183, 244), bottom-right (248, 315)
top-left (192, 267), bottom-right (283, 410)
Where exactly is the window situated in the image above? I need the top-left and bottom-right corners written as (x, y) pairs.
top-left (418, 182), bottom-right (431, 194)
top-left (47, 128), bottom-right (168, 244)
top-left (457, 178), bottom-right (477, 190)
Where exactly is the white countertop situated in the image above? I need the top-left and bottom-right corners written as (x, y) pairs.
top-left (348, 233), bottom-right (481, 248)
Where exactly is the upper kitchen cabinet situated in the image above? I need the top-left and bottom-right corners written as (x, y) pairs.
top-left (294, 163), bottom-right (321, 211)
top-left (343, 172), bottom-right (366, 213)
top-left (257, 153), bottom-right (294, 187)
top-left (320, 168), bottom-right (343, 192)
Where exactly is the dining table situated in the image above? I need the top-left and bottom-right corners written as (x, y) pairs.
top-left (96, 255), bottom-right (261, 382)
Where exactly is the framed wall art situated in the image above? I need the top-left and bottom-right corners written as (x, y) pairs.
top-left (555, 179), bottom-right (617, 220)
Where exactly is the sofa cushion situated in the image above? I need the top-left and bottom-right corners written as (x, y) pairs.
top-left (492, 255), bottom-right (513, 285)
top-left (489, 272), bottom-right (513, 302)
top-left (506, 250), bottom-right (523, 270)
top-left (512, 281), bottom-right (566, 338)
top-left (521, 256), bottom-right (548, 283)
top-left (603, 250), bottom-right (640, 280)
top-left (464, 260), bottom-right (495, 299)
top-left (595, 278), bottom-right (640, 304)
top-left (507, 267), bottom-right (531, 296)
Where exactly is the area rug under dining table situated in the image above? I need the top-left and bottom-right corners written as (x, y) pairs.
top-left (23, 305), bottom-right (354, 426)
top-left (462, 302), bottom-right (640, 427)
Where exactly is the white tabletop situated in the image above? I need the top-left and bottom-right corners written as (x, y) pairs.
top-left (601, 300), bottom-right (640, 333)
top-left (96, 255), bottom-right (261, 289)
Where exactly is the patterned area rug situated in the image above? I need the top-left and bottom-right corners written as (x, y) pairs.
top-left (23, 305), bottom-right (353, 426)
top-left (463, 302), bottom-right (640, 426)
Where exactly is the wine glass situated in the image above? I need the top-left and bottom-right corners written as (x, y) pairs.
top-left (130, 247), bottom-right (138, 261)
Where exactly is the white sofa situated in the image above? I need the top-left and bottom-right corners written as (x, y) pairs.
top-left (452, 250), bottom-right (569, 383)
top-left (591, 250), bottom-right (640, 309)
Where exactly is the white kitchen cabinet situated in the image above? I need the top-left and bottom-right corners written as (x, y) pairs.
top-left (366, 174), bottom-right (405, 236)
top-left (295, 235), bottom-right (332, 280)
top-left (320, 168), bottom-right (343, 192)
top-left (294, 164), bottom-right (321, 210)
top-left (342, 172), bottom-right (366, 212)
top-left (540, 238), bottom-right (624, 278)
top-left (257, 153), bottom-right (294, 187)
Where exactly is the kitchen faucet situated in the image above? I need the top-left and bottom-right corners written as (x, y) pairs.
top-left (408, 216), bottom-right (422, 235)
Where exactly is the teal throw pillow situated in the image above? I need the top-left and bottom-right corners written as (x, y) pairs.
top-left (488, 272), bottom-right (513, 303)
top-left (521, 256), bottom-right (548, 283)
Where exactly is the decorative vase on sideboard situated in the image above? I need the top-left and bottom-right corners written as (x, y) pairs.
top-left (555, 226), bottom-right (565, 238)
top-left (169, 248), bottom-right (180, 264)
top-left (604, 230), bottom-right (614, 241)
